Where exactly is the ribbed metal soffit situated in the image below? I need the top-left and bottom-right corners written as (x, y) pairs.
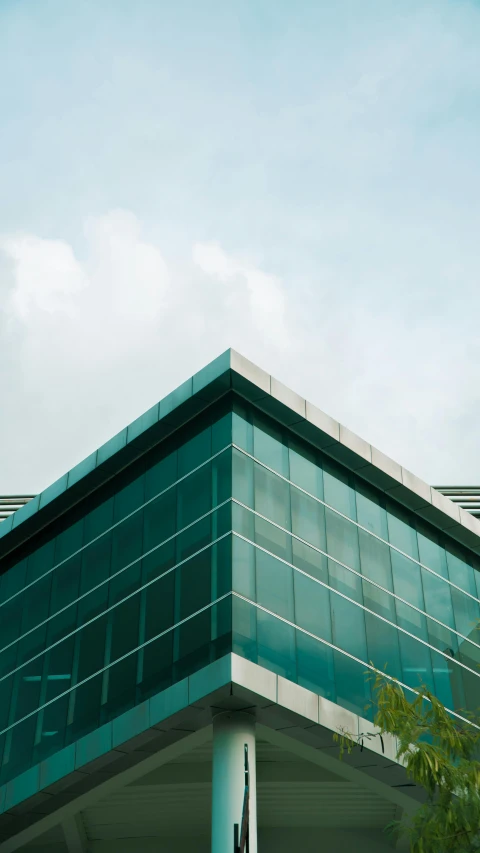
top-left (0, 496), bottom-right (35, 522)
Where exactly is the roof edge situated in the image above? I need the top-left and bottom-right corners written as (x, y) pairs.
top-left (1, 348), bottom-right (480, 561)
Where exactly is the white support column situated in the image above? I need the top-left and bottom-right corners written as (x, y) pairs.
top-left (211, 711), bottom-right (257, 853)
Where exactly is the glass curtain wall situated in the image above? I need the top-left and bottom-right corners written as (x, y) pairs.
top-left (230, 400), bottom-right (480, 720)
top-left (1, 394), bottom-right (480, 786)
top-left (0, 403), bottom-right (233, 785)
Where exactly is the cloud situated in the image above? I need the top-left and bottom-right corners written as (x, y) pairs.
top-left (193, 242), bottom-right (289, 348)
top-left (0, 234), bottom-right (87, 319)
top-left (0, 212), bottom-right (295, 492)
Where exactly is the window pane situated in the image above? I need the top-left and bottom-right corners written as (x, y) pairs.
top-left (323, 462), bottom-right (356, 520)
top-left (391, 550), bottom-right (425, 611)
top-left (253, 416), bottom-right (289, 477)
top-left (111, 511), bottom-right (143, 574)
top-left (417, 527), bottom-right (448, 578)
top-left (296, 630), bottom-right (335, 700)
top-left (325, 508), bottom-right (360, 572)
top-left (365, 611), bottom-right (401, 679)
top-left (145, 451), bottom-right (177, 502)
top-left (356, 483), bottom-right (388, 539)
top-left (387, 505), bottom-right (419, 560)
top-left (291, 487), bottom-right (326, 551)
top-left (292, 538), bottom-right (328, 585)
top-left (143, 488), bottom-right (176, 553)
top-left (358, 528), bottom-right (393, 590)
top-left (232, 536), bottom-right (256, 601)
top-left (177, 464), bottom-right (212, 528)
top-left (333, 651), bottom-right (371, 718)
top-left (178, 428), bottom-right (211, 478)
top-left (257, 609), bottom-right (296, 681)
top-left (178, 550), bottom-right (211, 621)
top-left (293, 571), bottom-right (331, 641)
top-left (255, 515), bottom-right (292, 563)
top-left (232, 448), bottom-right (254, 508)
top-left (421, 569), bottom-right (454, 629)
top-left (289, 440), bottom-right (323, 499)
top-left (256, 549), bottom-right (294, 622)
top-left (331, 594), bottom-right (367, 661)
top-left (254, 464), bottom-right (291, 530)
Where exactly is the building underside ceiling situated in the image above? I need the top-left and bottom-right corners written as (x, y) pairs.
top-left (19, 735), bottom-right (399, 852)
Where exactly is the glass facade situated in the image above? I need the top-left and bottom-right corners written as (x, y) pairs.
top-left (1, 395), bottom-right (480, 786)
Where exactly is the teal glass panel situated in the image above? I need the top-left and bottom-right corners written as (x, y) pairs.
top-left (323, 461), bottom-right (356, 520)
top-left (363, 581), bottom-right (397, 624)
top-left (232, 448), bottom-right (254, 507)
top-left (450, 586), bottom-right (480, 643)
top-left (212, 410), bottom-right (232, 454)
top-left (26, 540), bottom-right (55, 583)
top-left (105, 653), bottom-right (138, 720)
top-left (256, 608), bottom-right (296, 680)
top-left (255, 549), bottom-right (294, 622)
top-left (446, 548), bottom-right (477, 598)
top-left (55, 520), bottom-right (84, 564)
top-left (113, 475), bottom-right (145, 523)
top-left (143, 487), bottom-right (176, 553)
top-left (174, 608), bottom-right (211, 680)
top-left (50, 554), bottom-right (82, 614)
top-left (232, 595), bottom-right (257, 662)
top-left (296, 630), bottom-right (335, 700)
top-left (1, 559), bottom-right (27, 601)
top-left (84, 498), bottom-right (114, 545)
top-left (144, 570), bottom-right (175, 642)
top-left (291, 487), bottom-right (326, 551)
top-left (292, 537), bottom-right (328, 585)
top-left (139, 632), bottom-right (173, 700)
top-left (417, 526), bottom-right (448, 579)
top-left (178, 549), bottom-right (211, 620)
top-left (364, 610), bottom-right (402, 679)
top-left (232, 501), bottom-right (255, 543)
top-left (387, 504), bottom-right (419, 560)
top-left (421, 568), bottom-right (455, 629)
top-left (177, 463), bottom-right (212, 528)
top-left (325, 508), bottom-right (360, 573)
top-left (288, 439), bottom-right (323, 499)
top-left (108, 560), bottom-right (142, 606)
top-left (232, 535), bottom-right (256, 601)
top-left (178, 427), bottom-right (211, 478)
top-left (398, 632), bottom-right (434, 693)
top-left (333, 650), bottom-right (371, 718)
top-left (254, 515), bottom-right (292, 563)
top-left (212, 447), bottom-right (232, 507)
top-left (111, 510), bottom-right (143, 574)
top-left (145, 450), bottom-right (177, 502)
top-left (328, 558), bottom-right (363, 604)
top-left (254, 463), bottom-right (291, 530)
top-left (395, 599), bottom-right (428, 642)
top-left (430, 648), bottom-right (455, 711)
top-left (390, 550), bottom-right (425, 611)
top-left (356, 483), bottom-right (388, 539)
top-left (177, 515), bottom-right (211, 563)
top-left (232, 402), bottom-right (253, 454)
top-left (81, 532), bottom-right (112, 594)
top-left (330, 594), bottom-right (367, 661)
top-left (293, 571), bottom-right (331, 640)
top-left (253, 415), bottom-right (289, 477)
top-left (358, 528), bottom-right (393, 590)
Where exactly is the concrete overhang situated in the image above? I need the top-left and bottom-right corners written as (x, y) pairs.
top-left (0, 654), bottom-right (422, 852)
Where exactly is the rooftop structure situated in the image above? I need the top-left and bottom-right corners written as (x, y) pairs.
top-left (0, 349), bottom-right (479, 853)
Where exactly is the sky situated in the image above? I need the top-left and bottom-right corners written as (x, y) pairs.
top-left (1, 0), bottom-right (480, 494)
